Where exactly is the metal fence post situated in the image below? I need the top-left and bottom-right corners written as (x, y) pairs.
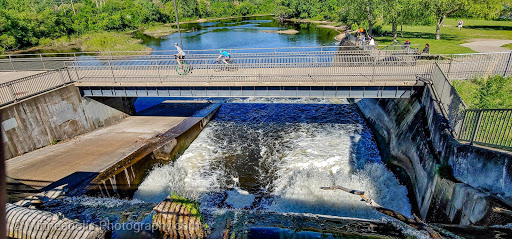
top-left (469, 109), bottom-right (483, 145)
top-left (108, 52), bottom-right (116, 83)
top-left (372, 55), bottom-right (377, 82)
top-left (8, 55), bottom-right (15, 71)
top-left (40, 54), bottom-right (47, 71)
top-left (447, 58), bottom-right (453, 79)
top-left (456, 110), bottom-right (467, 138)
top-left (6, 83), bottom-right (16, 102)
top-left (503, 51), bottom-right (512, 77)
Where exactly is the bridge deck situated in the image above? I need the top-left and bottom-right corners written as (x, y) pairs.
top-left (72, 65), bottom-right (430, 87)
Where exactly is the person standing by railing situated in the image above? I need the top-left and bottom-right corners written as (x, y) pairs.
top-left (174, 43), bottom-right (186, 65)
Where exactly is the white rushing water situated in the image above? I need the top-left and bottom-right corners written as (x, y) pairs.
top-left (134, 101), bottom-right (412, 220)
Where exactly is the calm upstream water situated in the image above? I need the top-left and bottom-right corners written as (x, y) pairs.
top-left (139, 16), bottom-right (340, 52)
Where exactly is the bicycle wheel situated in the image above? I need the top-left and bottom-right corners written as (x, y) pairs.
top-left (227, 60), bottom-right (238, 71)
top-left (214, 62), bottom-right (224, 72)
top-left (176, 62), bottom-right (191, 75)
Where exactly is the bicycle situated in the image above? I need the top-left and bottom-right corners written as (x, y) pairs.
top-left (213, 59), bottom-right (237, 72)
top-left (175, 55), bottom-right (192, 75)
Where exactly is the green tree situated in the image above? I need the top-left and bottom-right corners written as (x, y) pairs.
top-left (341, 0), bottom-right (383, 36)
top-left (383, 0), bottom-right (418, 42)
top-left (422, 0), bottom-right (507, 40)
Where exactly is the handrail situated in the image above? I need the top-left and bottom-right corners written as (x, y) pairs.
top-left (0, 45), bottom-right (423, 58)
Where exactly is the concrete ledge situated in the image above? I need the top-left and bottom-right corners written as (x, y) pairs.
top-left (85, 103), bottom-right (222, 198)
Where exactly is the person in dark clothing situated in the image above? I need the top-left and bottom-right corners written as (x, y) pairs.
top-left (422, 44), bottom-right (430, 54)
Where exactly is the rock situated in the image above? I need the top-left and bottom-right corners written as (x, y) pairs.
top-left (152, 195), bottom-right (207, 238)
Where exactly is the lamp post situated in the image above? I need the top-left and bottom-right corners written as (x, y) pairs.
top-left (173, 0), bottom-right (184, 50)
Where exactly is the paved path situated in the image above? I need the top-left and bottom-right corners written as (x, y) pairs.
top-left (461, 39), bottom-right (512, 53)
top-left (0, 71), bottom-right (44, 84)
top-left (6, 102), bottom-right (208, 190)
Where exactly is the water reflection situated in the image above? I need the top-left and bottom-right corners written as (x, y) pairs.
top-left (142, 16), bottom-right (339, 53)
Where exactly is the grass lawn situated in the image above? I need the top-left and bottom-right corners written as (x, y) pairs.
top-left (502, 43), bottom-right (512, 50)
top-left (374, 18), bottom-right (512, 54)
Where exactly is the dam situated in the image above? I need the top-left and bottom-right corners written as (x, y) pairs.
top-left (2, 44), bottom-right (512, 238)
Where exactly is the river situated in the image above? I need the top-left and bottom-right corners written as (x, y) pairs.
top-left (138, 16), bottom-right (340, 52)
top-left (40, 17), bottom-right (414, 238)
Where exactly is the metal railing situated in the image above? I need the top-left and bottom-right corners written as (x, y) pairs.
top-left (0, 69), bottom-right (73, 107)
top-left (0, 45), bottom-right (424, 71)
top-left (64, 53), bottom-right (433, 84)
top-left (430, 63), bottom-right (512, 151)
top-left (458, 109), bottom-right (512, 151)
top-left (430, 63), bottom-right (467, 137)
top-left (437, 52), bottom-right (512, 80)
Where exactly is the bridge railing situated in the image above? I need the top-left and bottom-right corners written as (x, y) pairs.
top-left (0, 46), bottom-right (422, 71)
top-left (0, 69), bottom-right (73, 107)
top-left (436, 52), bottom-right (512, 80)
top-left (65, 54), bottom-right (434, 83)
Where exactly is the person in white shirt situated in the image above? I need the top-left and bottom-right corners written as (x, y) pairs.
top-left (369, 37), bottom-right (375, 46)
top-left (174, 43), bottom-right (186, 65)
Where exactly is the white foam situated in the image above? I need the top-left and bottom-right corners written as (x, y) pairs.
top-left (225, 187), bottom-right (255, 208)
top-left (266, 123), bottom-right (411, 219)
top-left (227, 97), bottom-right (349, 104)
top-left (134, 108), bottom-right (411, 220)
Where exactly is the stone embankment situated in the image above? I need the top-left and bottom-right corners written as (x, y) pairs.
top-left (356, 85), bottom-right (512, 226)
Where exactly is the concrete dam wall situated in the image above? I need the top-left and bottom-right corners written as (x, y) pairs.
top-left (356, 86), bottom-right (512, 226)
top-left (1, 85), bottom-right (135, 159)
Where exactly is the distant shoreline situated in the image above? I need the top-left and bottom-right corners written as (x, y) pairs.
top-left (280, 18), bottom-right (347, 41)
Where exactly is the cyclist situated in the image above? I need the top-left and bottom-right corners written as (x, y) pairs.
top-left (217, 49), bottom-right (230, 64)
top-left (174, 43), bottom-right (186, 65)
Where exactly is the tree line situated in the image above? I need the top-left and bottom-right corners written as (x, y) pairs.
top-left (0, 0), bottom-right (510, 53)
top-left (276, 0), bottom-right (511, 40)
top-left (0, 0), bottom-right (275, 53)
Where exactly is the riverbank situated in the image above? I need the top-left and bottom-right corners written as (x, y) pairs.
top-left (143, 14), bottom-right (276, 38)
top-left (10, 32), bottom-right (152, 55)
top-left (281, 18), bottom-right (347, 41)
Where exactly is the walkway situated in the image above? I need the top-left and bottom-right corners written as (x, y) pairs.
top-left (461, 39), bottom-right (512, 53)
top-left (6, 102), bottom-right (208, 190)
top-left (0, 71), bottom-right (44, 84)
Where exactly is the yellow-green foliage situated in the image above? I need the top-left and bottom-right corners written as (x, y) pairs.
top-left (503, 43), bottom-right (512, 50)
top-left (453, 76), bottom-right (512, 109)
top-left (169, 192), bottom-right (207, 228)
top-left (170, 193), bottom-right (202, 218)
top-left (80, 32), bottom-right (149, 53)
top-left (36, 32), bottom-right (149, 54)
top-left (143, 25), bottom-right (178, 38)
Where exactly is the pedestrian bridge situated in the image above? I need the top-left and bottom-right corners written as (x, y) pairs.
top-left (1, 47), bottom-right (511, 106)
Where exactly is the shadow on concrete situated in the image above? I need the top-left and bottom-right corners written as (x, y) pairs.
top-left (136, 102), bottom-right (211, 117)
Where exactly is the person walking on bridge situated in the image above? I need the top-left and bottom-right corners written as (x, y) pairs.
top-left (174, 43), bottom-right (186, 65)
